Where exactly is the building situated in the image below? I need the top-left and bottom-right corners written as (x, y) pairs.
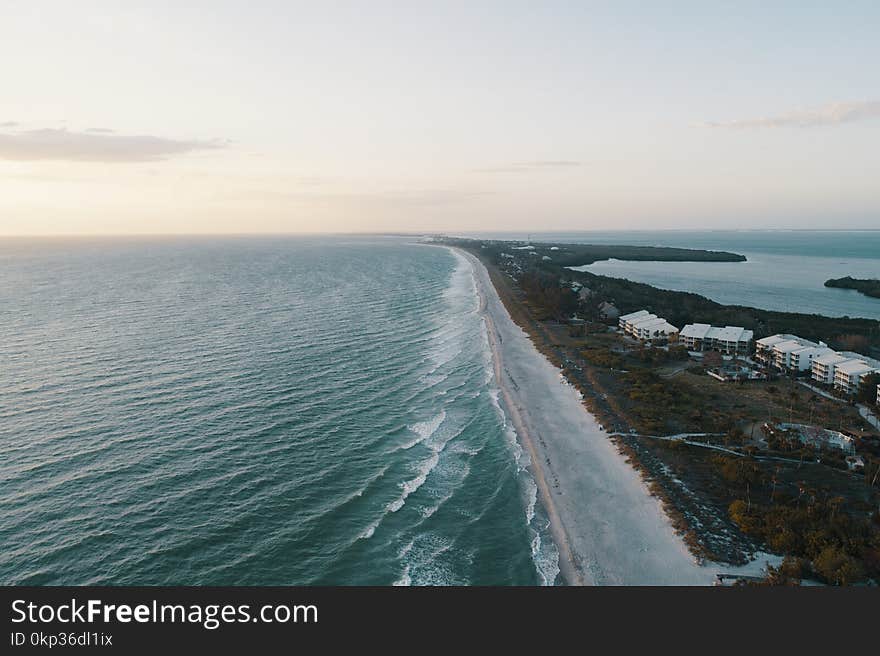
top-left (629, 315), bottom-right (679, 342)
top-left (787, 344), bottom-right (834, 372)
top-left (618, 309), bottom-right (651, 332)
top-left (771, 339), bottom-right (827, 371)
top-left (834, 359), bottom-right (880, 395)
top-left (754, 334), bottom-right (832, 372)
top-left (811, 350), bottom-right (880, 394)
top-left (618, 310), bottom-right (678, 341)
top-left (811, 351), bottom-right (854, 384)
top-left (679, 324), bottom-right (754, 354)
top-left (755, 334), bottom-right (800, 366)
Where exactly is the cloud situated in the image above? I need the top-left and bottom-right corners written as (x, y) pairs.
top-left (699, 100), bottom-right (880, 129)
top-left (476, 160), bottom-right (582, 173)
top-left (230, 187), bottom-right (493, 208)
top-left (0, 128), bottom-right (224, 162)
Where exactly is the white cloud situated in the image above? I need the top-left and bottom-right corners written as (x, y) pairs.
top-left (0, 128), bottom-right (223, 162)
top-left (700, 100), bottom-right (880, 129)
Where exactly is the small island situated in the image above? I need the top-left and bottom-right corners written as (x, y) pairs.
top-left (825, 276), bottom-right (880, 299)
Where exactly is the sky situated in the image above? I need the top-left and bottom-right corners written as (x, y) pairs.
top-left (1, 1), bottom-right (879, 235)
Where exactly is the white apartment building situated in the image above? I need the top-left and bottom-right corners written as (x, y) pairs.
top-left (630, 316), bottom-right (679, 341)
top-left (755, 334), bottom-right (800, 365)
top-left (755, 334), bottom-right (831, 371)
top-left (811, 352), bottom-right (853, 384)
top-left (833, 359), bottom-right (880, 395)
top-left (787, 345), bottom-right (834, 372)
top-left (679, 323), bottom-right (754, 354)
top-left (618, 309), bottom-right (651, 332)
top-left (811, 350), bottom-right (880, 395)
top-left (618, 309), bottom-right (678, 342)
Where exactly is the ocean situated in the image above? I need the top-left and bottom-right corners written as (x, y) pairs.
top-left (0, 236), bottom-right (557, 586)
top-left (468, 230), bottom-right (880, 320)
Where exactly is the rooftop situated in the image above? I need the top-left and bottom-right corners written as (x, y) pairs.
top-left (814, 352), bottom-right (852, 366)
top-left (629, 313), bottom-right (660, 327)
top-left (836, 360), bottom-right (879, 376)
top-left (756, 334), bottom-right (801, 347)
top-left (620, 309), bottom-right (651, 322)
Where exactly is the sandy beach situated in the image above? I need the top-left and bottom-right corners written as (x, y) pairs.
top-left (457, 248), bottom-right (721, 585)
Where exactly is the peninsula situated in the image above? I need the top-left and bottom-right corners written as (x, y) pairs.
top-left (825, 276), bottom-right (880, 300)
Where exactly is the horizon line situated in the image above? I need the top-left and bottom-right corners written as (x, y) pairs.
top-left (3, 227), bottom-right (880, 239)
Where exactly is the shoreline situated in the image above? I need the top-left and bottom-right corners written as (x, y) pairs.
top-left (464, 251), bottom-right (583, 586)
top-left (454, 247), bottom-right (719, 585)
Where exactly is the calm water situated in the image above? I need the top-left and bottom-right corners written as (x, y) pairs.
top-left (468, 231), bottom-right (880, 319)
top-left (0, 236), bottom-right (557, 585)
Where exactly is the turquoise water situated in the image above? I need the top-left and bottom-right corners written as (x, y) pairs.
top-left (467, 230), bottom-right (880, 319)
top-left (0, 236), bottom-right (556, 585)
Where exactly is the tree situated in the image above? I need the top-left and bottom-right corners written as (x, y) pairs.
top-left (855, 372), bottom-right (880, 405)
top-left (813, 546), bottom-right (865, 586)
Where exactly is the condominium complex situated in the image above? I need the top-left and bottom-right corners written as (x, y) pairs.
top-left (754, 334), bottom-right (833, 371)
top-left (832, 357), bottom-right (880, 395)
top-left (618, 309), bottom-right (650, 331)
top-left (810, 349), bottom-right (880, 394)
top-left (679, 323), bottom-right (754, 354)
top-left (812, 351), bottom-right (864, 384)
top-left (618, 309), bottom-right (678, 342)
top-left (754, 333), bottom-right (880, 395)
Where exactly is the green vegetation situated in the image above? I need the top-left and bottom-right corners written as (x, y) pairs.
top-left (518, 269), bottom-right (578, 320)
top-left (573, 270), bottom-right (880, 351)
top-left (445, 237), bottom-right (880, 583)
top-left (726, 471), bottom-right (880, 585)
top-left (825, 276), bottom-right (880, 300)
top-left (441, 237), bottom-right (746, 267)
top-left (857, 373), bottom-right (880, 405)
top-left (446, 237), bottom-right (880, 351)
top-left (539, 244), bottom-right (746, 267)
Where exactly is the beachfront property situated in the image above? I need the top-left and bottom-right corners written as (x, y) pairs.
top-left (754, 334), bottom-right (832, 372)
top-left (618, 309), bottom-right (678, 342)
top-left (809, 350), bottom-right (880, 394)
top-left (753, 333), bottom-right (880, 395)
top-left (679, 323), bottom-right (753, 355)
top-left (787, 344), bottom-right (834, 372)
top-left (632, 317), bottom-right (679, 341)
top-left (834, 359), bottom-right (880, 395)
top-left (811, 351), bottom-right (856, 384)
top-left (618, 309), bottom-right (651, 331)
top-left (755, 334), bottom-right (797, 366)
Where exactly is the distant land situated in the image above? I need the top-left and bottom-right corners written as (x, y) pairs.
top-left (825, 276), bottom-right (880, 300)
top-left (448, 239), bottom-right (747, 267)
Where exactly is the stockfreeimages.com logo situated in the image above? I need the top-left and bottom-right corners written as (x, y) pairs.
top-left (11, 599), bottom-right (318, 631)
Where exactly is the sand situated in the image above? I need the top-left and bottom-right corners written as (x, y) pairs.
top-left (457, 248), bottom-right (725, 585)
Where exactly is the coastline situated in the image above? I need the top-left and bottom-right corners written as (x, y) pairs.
top-left (455, 247), bottom-right (718, 585)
